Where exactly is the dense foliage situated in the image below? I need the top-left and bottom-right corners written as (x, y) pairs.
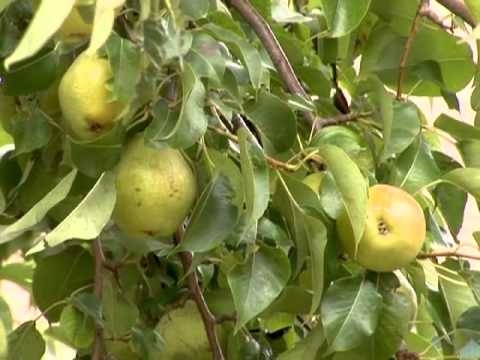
top-left (1, 0), bottom-right (480, 359)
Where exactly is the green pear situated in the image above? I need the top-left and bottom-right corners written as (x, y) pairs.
top-left (113, 135), bottom-right (197, 239)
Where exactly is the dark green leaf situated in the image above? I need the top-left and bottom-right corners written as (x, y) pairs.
top-left (71, 292), bottom-right (103, 326)
top-left (180, 0), bottom-right (209, 19)
top-left (322, 0), bottom-right (372, 37)
top-left (245, 91), bottom-right (297, 154)
top-left (228, 246), bottom-right (291, 329)
top-left (32, 246), bottom-right (94, 322)
top-left (278, 324), bottom-right (324, 360)
top-left (58, 305), bottom-right (95, 349)
top-left (7, 321), bottom-right (45, 360)
top-left (434, 113), bottom-right (480, 141)
top-left (11, 109), bottom-right (52, 156)
top-left (181, 175), bottom-right (238, 252)
top-left (321, 276), bottom-right (382, 353)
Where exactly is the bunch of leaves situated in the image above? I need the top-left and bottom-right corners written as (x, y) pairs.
top-left (0, 0), bottom-right (479, 359)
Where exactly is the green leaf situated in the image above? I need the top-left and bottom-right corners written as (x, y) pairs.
top-left (228, 246), bottom-right (291, 329)
top-left (0, 0), bottom-right (15, 14)
top-left (181, 175), bottom-right (238, 252)
top-left (130, 326), bottom-right (163, 359)
top-left (371, 280), bottom-right (416, 359)
top-left (86, 0), bottom-right (121, 55)
top-left (0, 319), bottom-right (6, 359)
top-left (11, 109), bottom-right (52, 156)
top-left (434, 113), bottom-right (480, 141)
top-left (382, 101), bottom-right (421, 161)
top-left (4, 0), bottom-right (75, 68)
top-left (361, 23), bottom-right (475, 95)
top-left (185, 32), bottom-right (226, 85)
top-left (0, 262), bottom-right (34, 290)
top-left (277, 323), bottom-right (324, 360)
top-left (318, 144), bottom-right (368, 245)
top-left (203, 23), bottom-right (263, 89)
top-left (322, 0), bottom-right (372, 37)
top-left (105, 33), bottom-right (142, 103)
top-left (32, 246), bottom-right (94, 322)
top-left (68, 125), bottom-right (125, 178)
top-left (180, 0), bottom-right (209, 19)
top-left (0, 297), bottom-right (12, 332)
top-left (442, 168), bottom-right (480, 203)
top-left (45, 171), bottom-right (116, 247)
top-left (304, 216), bottom-right (327, 314)
top-left (457, 306), bottom-right (480, 332)
top-left (145, 63), bottom-right (207, 149)
top-left (465, 0), bottom-right (480, 22)
top-left (103, 274), bottom-right (139, 338)
top-left (389, 136), bottom-right (441, 193)
top-left (238, 127), bottom-right (269, 239)
top-left (245, 92), bottom-right (297, 154)
top-left (7, 321), bottom-right (45, 360)
top-left (405, 331), bottom-right (443, 358)
top-left (321, 276), bottom-right (382, 353)
top-left (58, 305), bottom-right (95, 349)
top-left (0, 169), bottom-right (77, 244)
top-left (1, 48), bottom-right (59, 96)
top-left (458, 140), bottom-right (480, 168)
top-left (71, 293), bottom-right (103, 326)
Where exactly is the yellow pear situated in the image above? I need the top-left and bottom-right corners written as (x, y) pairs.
top-left (337, 184), bottom-right (426, 272)
top-left (58, 52), bottom-right (126, 140)
top-left (113, 135), bottom-right (197, 238)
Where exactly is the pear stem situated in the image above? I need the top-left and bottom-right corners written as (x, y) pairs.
top-left (174, 227), bottom-right (225, 360)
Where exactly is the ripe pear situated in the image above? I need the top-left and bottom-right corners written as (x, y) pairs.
top-left (58, 52), bottom-right (126, 140)
top-left (113, 135), bottom-right (197, 239)
top-left (337, 184), bottom-right (426, 272)
top-left (155, 300), bottom-right (226, 359)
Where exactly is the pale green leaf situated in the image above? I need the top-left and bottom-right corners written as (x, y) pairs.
top-left (322, 0), bottom-right (372, 37)
top-left (87, 0), bottom-right (126, 55)
top-left (7, 322), bottom-right (45, 360)
top-left (4, 0), bottom-right (75, 68)
top-left (46, 171), bottom-right (116, 247)
top-left (0, 169), bottom-right (77, 244)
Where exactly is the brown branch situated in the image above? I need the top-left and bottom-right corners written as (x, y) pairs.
top-left (226, 0), bottom-right (317, 125)
top-left (397, 0), bottom-right (429, 99)
top-left (216, 313), bottom-right (237, 324)
top-left (174, 228), bottom-right (225, 360)
top-left (92, 239), bottom-right (105, 360)
top-left (417, 250), bottom-right (480, 261)
top-left (436, 0), bottom-right (477, 27)
top-left (314, 112), bottom-right (362, 128)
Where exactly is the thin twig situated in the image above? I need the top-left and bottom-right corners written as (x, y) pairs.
top-left (314, 112), bottom-right (363, 128)
top-left (174, 228), bottom-right (225, 360)
top-left (226, 0), bottom-right (317, 125)
top-left (436, 0), bottom-right (477, 27)
top-left (92, 239), bottom-right (105, 360)
top-left (417, 250), bottom-right (480, 261)
top-left (208, 125), bottom-right (300, 171)
top-left (216, 313), bottom-right (237, 323)
top-left (397, 0), bottom-right (429, 99)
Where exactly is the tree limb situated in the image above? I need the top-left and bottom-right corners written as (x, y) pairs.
top-left (436, 0), bottom-right (477, 27)
top-left (92, 239), bottom-right (105, 360)
top-left (174, 228), bottom-right (225, 360)
top-left (397, 0), bottom-right (429, 99)
top-left (314, 112), bottom-right (363, 127)
top-left (226, 0), bottom-right (317, 125)
top-left (420, 7), bottom-right (453, 30)
top-left (417, 250), bottom-right (480, 261)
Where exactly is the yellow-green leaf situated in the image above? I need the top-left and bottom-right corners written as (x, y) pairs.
top-left (4, 0), bottom-right (75, 68)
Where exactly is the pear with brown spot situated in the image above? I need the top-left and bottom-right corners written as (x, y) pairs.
top-left (113, 135), bottom-right (197, 240)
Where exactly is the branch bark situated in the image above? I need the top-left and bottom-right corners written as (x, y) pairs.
top-left (417, 250), bottom-right (480, 261)
top-left (397, 0), bottom-right (429, 99)
top-left (92, 239), bottom-right (105, 360)
top-left (226, 0), bottom-right (316, 125)
top-left (174, 228), bottom-right (225, 360)
top-left (436, 0), bottom-right (477, 27)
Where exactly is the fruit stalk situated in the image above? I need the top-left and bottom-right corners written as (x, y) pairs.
top-left (174, 227), bottom-right (225, 360)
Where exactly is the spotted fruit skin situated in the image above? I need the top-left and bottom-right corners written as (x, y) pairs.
top-left (58, 52), bottom-right (125, 140)
top-left (113, 135), bottom-right (197, 239)
top-left (337, 184), bottom-right (426, 272)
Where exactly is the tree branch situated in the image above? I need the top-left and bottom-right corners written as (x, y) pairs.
top-left (174, 228), bottom-right (225, 360)
top-left (92, 239), bottom-right (105, 360)
top-left (436, 0), bottom-right (477, 27)
top-left (417, 250), bottom-right (480, 261)
top-left (314, 112), bottom-right (363, 127)
top-left (420, 7), bottom-right (453, 30)
top-left (226, 0), bottom-right (316, 125)
top-left (397, 0), bottom-right (429, 99)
